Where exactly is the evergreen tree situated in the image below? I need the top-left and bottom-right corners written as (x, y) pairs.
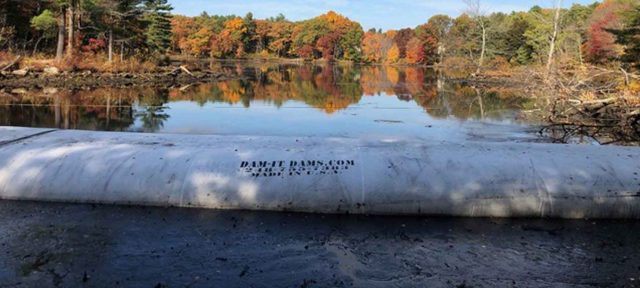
top-left (243, 13), bottom-right (257, 51)
top-left (144, 0), bottom-right (173, 52)
top-left (611, 5), bottom-right (640, 70)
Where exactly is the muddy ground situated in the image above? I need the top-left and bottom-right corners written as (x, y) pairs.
top-left (0, 70), bottom-right (237, 91)
top-left (0, 200), bottom-right (639, 287)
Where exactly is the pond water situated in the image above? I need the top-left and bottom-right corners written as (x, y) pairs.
top-left (0, 61), bottom-right (542, 142)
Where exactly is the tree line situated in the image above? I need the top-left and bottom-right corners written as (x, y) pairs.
top-left (1, 0), bottom-right (639, 70)
top-left (171, 0), bottom-right (640, 70)
top-left (0, 0), bottom-right (172, 62)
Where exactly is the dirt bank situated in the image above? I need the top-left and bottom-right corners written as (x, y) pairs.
top-left (0, 69), bottom-right (239, 90)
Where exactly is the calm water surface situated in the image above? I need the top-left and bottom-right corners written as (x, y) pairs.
top-left (1, 62), bottom-right (541, 142)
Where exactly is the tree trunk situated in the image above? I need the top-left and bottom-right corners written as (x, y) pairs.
top-left (56, 10), bottom-right (65, 61)
top-left (66, 3), bottom-right (75, 56)
top-left (108, 28), bottom-right (113, 63)
top-left (33, 35), bottom-right (44, 56)
top-left (546, 0), bottom-right (563, 79)
top-left (577, 35), bottom-right (584, 66)
top-left (476, 22), bottom-right (486, 75)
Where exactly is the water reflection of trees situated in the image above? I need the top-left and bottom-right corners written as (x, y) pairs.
top-left (134, 91), bottom-right (171, 133)
top-left (175, 64), bottom-right (365, 113)
top-left (0, 64), bottom-right (532, 130)
top-left (176, 63), bottom-right (529, 118)
top-left (0, 88), bottom-right (171, 132)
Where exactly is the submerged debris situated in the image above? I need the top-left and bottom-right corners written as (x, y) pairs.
top-left (542, 97), bottom-right (640, 145)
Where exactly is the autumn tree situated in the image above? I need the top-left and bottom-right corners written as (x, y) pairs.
top-left (361, 31), bottom-right (392, 63)
top-left (584, 0), bottom-right (631, 63)
top-left (424, 15), bottom-right (452, 63)
top-left (386, 43), bottom-right (400, 63)
top-left (212, 17), bottom-right (247, 58)
top-left (184, 27), bottom-right (213, 56)
top-left (291, 17), bottom-right (329, 58)
top-left (290, 11), bottom-right (362, 61)
top-left (267, 20), bottom-right (293, 57)
top-left (297, 44), bottom-right (315, 59)
top-left (316, 32), bottom-right (341, 60)
top-left (406, 37), bottom-right (426, 64)
top-left (562, 3), bottom-right (598, 65)
top-left (414, 23), bottom-right (439, 64)
top-left (171, 15), bottom-right (196, 53)
top-left (253, 19), bottom-right (270, 53)
top-left (393, 28), bottom-right (415, 58)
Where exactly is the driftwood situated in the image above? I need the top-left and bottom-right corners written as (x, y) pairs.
top-left (0, 56), bottom-right (22, 72)
top-left (179, 84), bottom-right (193, 91)
top-left (542, 97), bottom-right (640, 145)
top-left (180, 65), bottom-right (194, 76)
top-left (167, 65), bottom-right (195, 77)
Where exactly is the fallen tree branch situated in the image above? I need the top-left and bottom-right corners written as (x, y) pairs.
top-left (180, 65), bottom-right (194, 76)
top-left (542, 96), bottom-right (640, 145)
top-left (166, 65), bottom-right (195, 77)
top-left (0, 56), bottom-right (22, 72)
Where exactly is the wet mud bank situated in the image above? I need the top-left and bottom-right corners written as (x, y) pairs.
top-left (1, 200), bottom-right (639, 287)
top-left (0, 70), bottom-right (239, 91)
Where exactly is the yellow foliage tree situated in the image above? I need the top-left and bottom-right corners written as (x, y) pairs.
top-left (386, 44), bottom-right (400, 64)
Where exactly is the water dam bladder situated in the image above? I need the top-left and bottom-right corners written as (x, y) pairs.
top-left (0, 126), bottom-right (639, 219)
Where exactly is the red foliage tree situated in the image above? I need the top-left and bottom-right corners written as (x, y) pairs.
top-left (584, 0), bottom-right (630, 63)
top-left (316, 32), bottom-right (340, 60)
top-left (393, 28), bottom-right (415, 59)
top-left (414, 23), bottom-right (440, 64)
top-left (297, 44), bottom-right (315, 59)
top-left (406, 37), bottom-right (426, 64)
top-left (81, 38), bottom-right (106, 54)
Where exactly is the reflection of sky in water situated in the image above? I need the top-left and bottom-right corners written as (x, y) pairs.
top-left (137, 95), bottom-right (536, 143)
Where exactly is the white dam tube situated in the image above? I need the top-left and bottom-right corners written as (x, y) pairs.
top-left (0, 127), bottom-right (639, 219)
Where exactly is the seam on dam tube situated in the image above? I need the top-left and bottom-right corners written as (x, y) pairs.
top-left (0, 129), bottom-right (57, 147)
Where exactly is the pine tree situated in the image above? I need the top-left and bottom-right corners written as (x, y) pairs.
top-left (144, 0), bottom-right (173, 53)
top-left (94, 0), bottom-right (144, 62)
top-left (611, 5), bottom-right (640, 69)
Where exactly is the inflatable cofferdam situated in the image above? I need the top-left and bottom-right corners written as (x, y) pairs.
top-left (1, 127), bottom-right (640, 219)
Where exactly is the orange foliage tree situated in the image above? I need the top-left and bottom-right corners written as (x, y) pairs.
top-left (406, 37), bottom-right (425, 64)
top-left (182, 27), bottom-right (213, 56)
top-left (171, 15), bottom-right (197, 53)
top-left (213, 17), bottom-right (247, 58)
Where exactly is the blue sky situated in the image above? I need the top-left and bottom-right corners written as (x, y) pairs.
top-left (170, 0), bottom-right (598, 30)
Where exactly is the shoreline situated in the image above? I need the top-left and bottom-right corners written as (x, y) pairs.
top-left (0, 69), bottom-right (238, 90)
